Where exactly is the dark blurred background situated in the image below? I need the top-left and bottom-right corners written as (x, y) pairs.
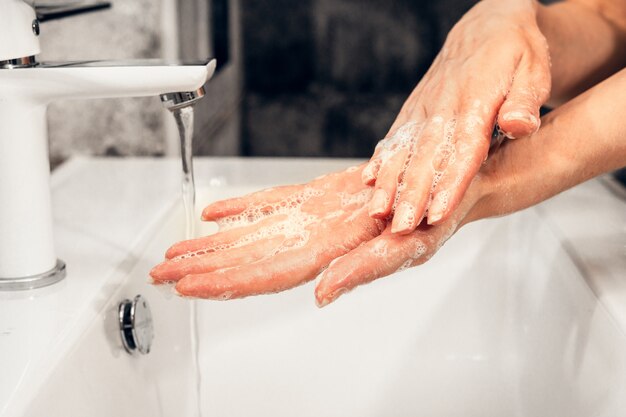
top-left (240, 0), bottom-right (475, 158)
top-left (42, 0), bottom-right (479, 166)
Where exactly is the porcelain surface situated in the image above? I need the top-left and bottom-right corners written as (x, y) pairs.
top-left (1, 157), bottom-right (625, 417)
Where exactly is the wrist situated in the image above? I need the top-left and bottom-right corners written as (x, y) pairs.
top-left (481, 0), bottom-right (538, 16)
top-left (458, 173), bottom-right (494, 227)
top-left (459, 142), bottom-right (521, 227)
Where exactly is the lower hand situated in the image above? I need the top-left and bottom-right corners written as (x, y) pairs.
top-left (150, 165), bottom-right (385, 300)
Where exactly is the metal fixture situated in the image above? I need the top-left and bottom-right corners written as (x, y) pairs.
top-left (160, 87), bottom-right (206, 111)
top-left (0, 55), bottom-right (37, 69)
top-left (34, 2), bottom-right (112, 23)
top-left (119, 295), bottom-right (154, 355)
top-left (0, 0), bottom-right (215, 290)
top-left (0, 260), bottom-right (66, 291)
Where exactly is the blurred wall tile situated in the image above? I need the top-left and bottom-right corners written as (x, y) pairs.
top-left (40, 0), bottom-right (165, 168)
top-left (242, 0), bottom-right (476, 157)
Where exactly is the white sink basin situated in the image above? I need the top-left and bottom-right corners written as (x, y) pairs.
top-left (2, 158), bottom-right (625, 417)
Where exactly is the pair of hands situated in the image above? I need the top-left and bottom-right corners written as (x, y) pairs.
top-left (151, 0), bottom-right (554, 305)
top-left (150, 163), bottom-right (487, 306)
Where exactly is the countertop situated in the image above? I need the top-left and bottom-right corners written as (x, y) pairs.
top-left (1, 157), bottom-right (625, 416)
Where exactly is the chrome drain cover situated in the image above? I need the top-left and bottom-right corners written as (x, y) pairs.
top-left (119, 295), bottom-right (154, 355)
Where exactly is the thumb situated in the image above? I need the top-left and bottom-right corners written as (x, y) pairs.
top-left (497, 59), bottom-right (551, 139)
top-left (314, 230), bottom-right (435, 307)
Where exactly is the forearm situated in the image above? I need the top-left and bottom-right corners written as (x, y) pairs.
top-left (537, 0), bottom-right (626, 106)
top-left (471, 67), bottom-right (626, 222)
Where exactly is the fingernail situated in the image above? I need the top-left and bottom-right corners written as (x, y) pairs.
top-left (315, 285), bottom-right (332, 307)
top-left (427, 211), bottom-right (442, 225)
top-left (152, 259), bottom-right (186, 282)
top-left (369, 189), bottom-right (389, 217)
top-left (362, 162), bottom-right (377, 184)
top-left (149, 263), bottom-right (166, 280)
top-left (391, 201), bottom-right (416, 233)
top-left (315, 287), bottom-right (348, 308)
top-left (502, 110), bottom-right (538, 127)
top-left (427, 192), bottom-right (447, 225)
top-left (316, 295), bottom-right (331, 308)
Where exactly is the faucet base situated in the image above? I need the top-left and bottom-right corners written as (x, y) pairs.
top-left (0, 259), bottom-right (66, 291)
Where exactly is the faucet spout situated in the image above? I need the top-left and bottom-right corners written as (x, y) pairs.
top-left (0, 58), bottom-right (216, 289)
top-left (0, 59), bottom-right (216, 102)
top-left (160, 87), bottom-right (206, 111)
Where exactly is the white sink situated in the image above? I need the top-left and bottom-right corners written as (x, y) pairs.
top-left (2, 158), bottom-right (625, 417)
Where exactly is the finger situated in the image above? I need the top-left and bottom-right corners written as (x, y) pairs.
top-left (362, 94), bottom-right (427, 186)
top-left (425, 85), bottom-right (501, 225)
top-left (427, 125), bottom-right (490, 225)
top-left (361, 158), bottom-right (381, 185)
top-left (176, 248), bottom-right (323, 299)
top-left (176, 208), bottom-right (383, 299)
top-left (362, 134), bottom-right (403, 186)
top-left (152, 235), bottom-right (286, 283)
top-left (201, 184), bottom-right (301, 221)
top-left (315, 228), bottom-right (435, 307)
top-left (368, 150), bottom-right (407, 219)
top-left (368, 121), bottom-right (424, 218)
top-left (390, 117), bottom-right (446, 234)
top-left (165, 215), bottom-right (283, 258)
top-left (497, 58), bottom-right (551, 139)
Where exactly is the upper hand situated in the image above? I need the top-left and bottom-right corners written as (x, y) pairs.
top-left (364, 0), bottom-right (551, 233)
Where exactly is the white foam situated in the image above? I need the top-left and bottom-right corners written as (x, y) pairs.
top-left (394, 259), bottom-right (414, 273)
top-left (375, 121), bottom-right (425, 166)
top-left (411, 239), bottom-right (427, 259)
top-left (430, 115), bottom-right (445, 124)
top-left (345, 206), bottom-right (366, 223)
top-left (443, 118), bottom-right (457, 142)
top-left (463, 114), bottom-right (485, 132)
top-left (391, 181), bottom-right (408, 213)
top-left (361, 160), bottom-right (379, 182)
top-left (433, 190), bottom-right (450, 213)
top-left (217, 291), bottom-right (234, 300)
top-left (395, 201), bottom-right (416, 229)
top-left (371, 239), bottom-right (388, 257)
top-left (216, 187), bottom-right (324, 231)
top-left (431, 171), bottom-right (443, 190)
top-left (432, 140), bottom-right (456, 171)
top-left (321, 210), bottom-right (344, 220)
top-left (174, 187), bottom-right (327, 261)
top-left (338, 188), bottom-right (374, 208)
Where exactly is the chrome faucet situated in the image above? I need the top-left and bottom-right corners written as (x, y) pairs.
top-left (0, 0), bottom-right (216, 290)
